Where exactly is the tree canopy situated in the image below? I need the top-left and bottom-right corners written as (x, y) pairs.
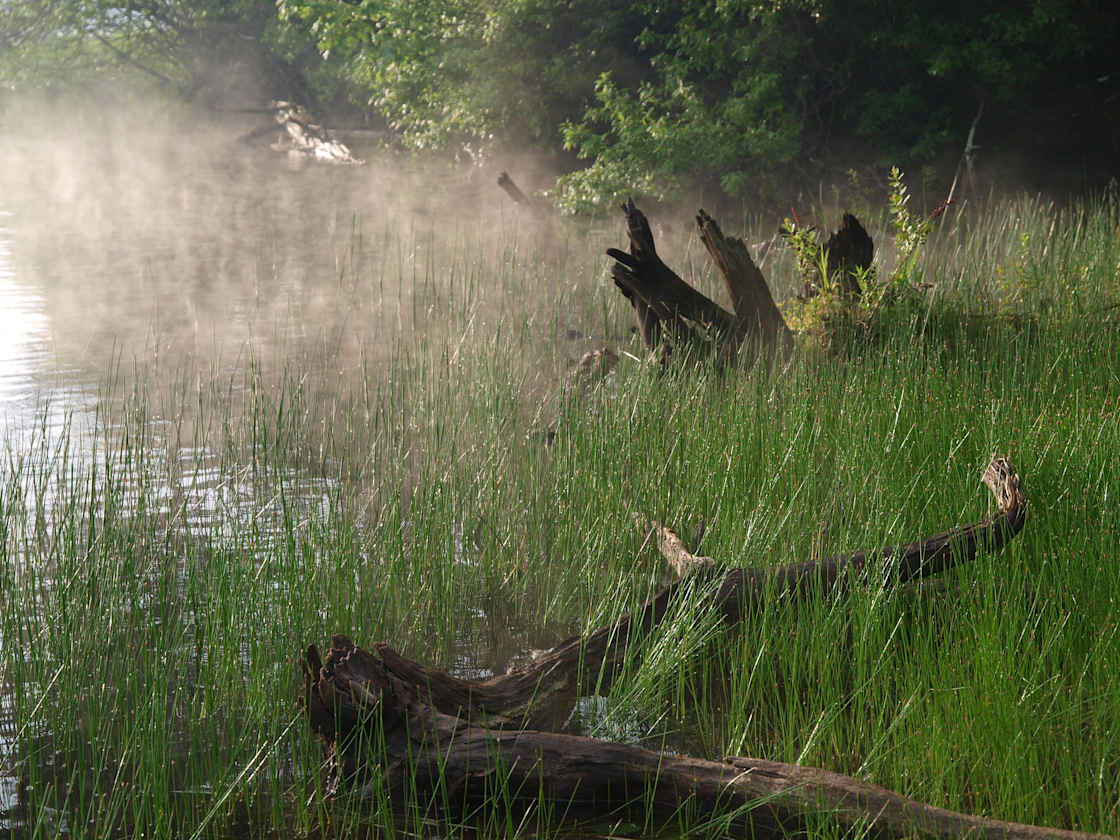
top-left (3, 0), bottom-right (1117, 209)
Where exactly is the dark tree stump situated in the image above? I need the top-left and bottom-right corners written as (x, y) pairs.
top-left (801, 212), bottom-right (875, 299)
top-left (607, 200), bottom-right (740, 358)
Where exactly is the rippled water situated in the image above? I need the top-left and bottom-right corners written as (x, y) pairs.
top-left (0, 212), bottom-right (95, 439)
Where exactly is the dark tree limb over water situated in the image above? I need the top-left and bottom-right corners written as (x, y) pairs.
top-left (298, 460), bottom-right (1061, 839)
top-left (304, 636), bottom-right (1103, 839)
top-left (497, 171), bottom-right (532, 206)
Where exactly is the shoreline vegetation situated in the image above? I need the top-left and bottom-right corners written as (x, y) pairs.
top-left (1, 114), bottom-right (1119, 837)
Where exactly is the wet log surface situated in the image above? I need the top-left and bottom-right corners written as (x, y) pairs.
top-left (307, 458), bottom-right (1024, 732)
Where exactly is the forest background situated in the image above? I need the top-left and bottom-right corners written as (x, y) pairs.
top-left (2, 0), bottom-right (1117, 211)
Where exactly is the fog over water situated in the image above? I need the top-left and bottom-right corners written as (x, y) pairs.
top-left (0, 101), bottom-right (541, 395)
top-left (2, 102), bottom-right (565, 415)
top-left (0, 100), bottom-right (587, 548)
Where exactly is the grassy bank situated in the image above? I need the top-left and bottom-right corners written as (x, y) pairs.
top-left (1, 191), bottom-right (1118, 838)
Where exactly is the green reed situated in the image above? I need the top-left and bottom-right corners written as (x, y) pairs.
top-left (1, 191), bottom-right (1118, 838)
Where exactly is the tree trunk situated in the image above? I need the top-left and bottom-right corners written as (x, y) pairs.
top-left (497, 171), bottom-right (532, 206)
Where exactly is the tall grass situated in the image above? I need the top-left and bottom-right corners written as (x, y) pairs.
top-left (1, 191), bottom-right (1118, 838)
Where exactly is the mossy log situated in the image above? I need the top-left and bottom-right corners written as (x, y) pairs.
top-left (303, 456), bottom-right (1027, 743)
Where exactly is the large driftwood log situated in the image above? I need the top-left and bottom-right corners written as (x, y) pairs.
top-left (303, 458), bottom-right (1024, 733)
top-left (298, 458), bottom-right (1081, 836)
top-left (302, 625), bottom-right (1102, 840)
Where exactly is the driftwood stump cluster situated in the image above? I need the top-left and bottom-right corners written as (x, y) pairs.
top-left (494, 177), bottom-right (877, 364)
top-left (603, 200), bottom-right (878, 364)
top-left (237, 101), bottom-right (363, 164)
top-left (297, 458), bottom-right (1106, 838)
top-left (606, 201), bottom-right (793, 364)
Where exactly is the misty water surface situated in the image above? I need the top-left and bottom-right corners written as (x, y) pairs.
top-left (0, 106), bottom-right (564, 522)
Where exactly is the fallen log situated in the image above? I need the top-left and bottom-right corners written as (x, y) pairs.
top-left (269, 101), bottom-right (363, 165)
top-left (302, 627), bottom-right (1104, 840)
top-left (302, 457), bottom-right (1024, 732)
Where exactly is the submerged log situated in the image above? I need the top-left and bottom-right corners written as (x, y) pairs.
top-left (302, 625), bottom-right (1101, 840)
top-left (303, 458), bottom-right (1024, 733)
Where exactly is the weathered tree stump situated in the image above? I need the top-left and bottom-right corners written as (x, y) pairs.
top-left (607, 200), bottom-right (745, 363)
top-left (696, 208), bottom-right (795, 356)
top-left (606, 202), bottom-right (795, 363)
top-left (297, 460), bottom-right (1066, 840)
top-left (798, 212), bottom-right (876, 299)
top-left (604, 203), bottom-right (882, 362)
